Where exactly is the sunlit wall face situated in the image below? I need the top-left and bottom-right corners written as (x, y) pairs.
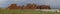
top-left (0, 0), bottom-right (60, 9)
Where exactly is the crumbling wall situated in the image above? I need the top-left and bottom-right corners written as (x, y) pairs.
top-left (8, 4), bottom-right (18, 9)
top-left (8, 3), bottom-right (51, 9)
top-left (40, 5), bottom-right (50, 9)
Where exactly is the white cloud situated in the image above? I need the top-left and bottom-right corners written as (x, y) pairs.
top-left (0, 0), bottom-right (9, 2)
top-left (13, 0), bottom-right (27, 2)
top-left (0, 0), bottom-right (9, 4)
top-left (0, 2), bottom-right (5, 4)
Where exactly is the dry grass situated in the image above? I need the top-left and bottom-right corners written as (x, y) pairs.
top-left (0, 9), bottom-right (59, 14)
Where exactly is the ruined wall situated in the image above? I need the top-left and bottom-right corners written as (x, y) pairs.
top-left (24, 3), bottom-right (51, 9)
top-left (17, 6), bottom-right (22, 9)
top-left (36, 6), bottom-right (41, 9)
top-left (40, 5), bottom-right (50, 9)
top-left (8, 4), bottom-right (18, 9)
top-left (8, 3), bottom-right (51, 9)
top-left (24, 3), bottom-right (37, 9)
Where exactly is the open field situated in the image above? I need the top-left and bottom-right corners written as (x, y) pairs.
top-left (0, 9), bottom-right (60, 14)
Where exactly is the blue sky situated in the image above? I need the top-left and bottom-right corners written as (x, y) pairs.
top-left (0, 0), bottom-right (60, 9)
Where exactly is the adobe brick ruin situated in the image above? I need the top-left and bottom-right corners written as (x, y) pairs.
top-left (24, 3), bottom-right (37, 9)
top-left (40, 5), bottom-right (50, 9)
top-left (8, 3), bottom-right (23, 9)
top-left (8, 3), bottom-right (51, 9)
top-left (24, 3), bottom-right (50, 9)
top-left (8, 3), bottom-right (18, 9)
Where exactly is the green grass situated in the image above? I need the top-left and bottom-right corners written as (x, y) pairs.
top-left (0, 9), bottom-right (60, 14)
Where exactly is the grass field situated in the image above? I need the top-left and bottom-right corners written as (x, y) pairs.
top-left (0, 9), bottom-right (60, 14)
